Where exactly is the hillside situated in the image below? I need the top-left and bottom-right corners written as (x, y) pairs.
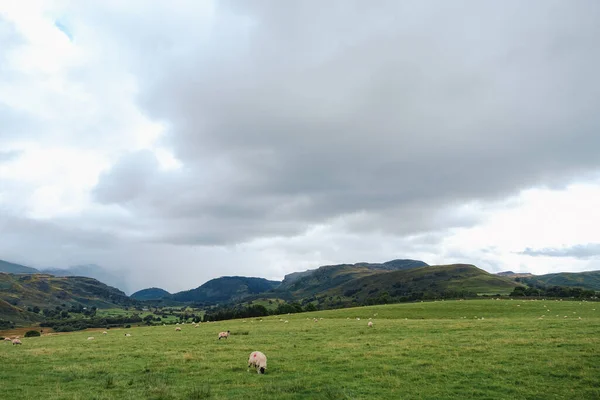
top-left (131, 287), bottom-right (171, 301)
top-left (171, 276), bottom-right (280, 304)
top-left (40, 264), bottom-right (130, 294)
top-left (330, 264), bottom-right (521, 301)
top-left (522, 271), bottom-right (600, 291)
top-left (0, 273), bottom-right (136, 316)
top-left (277, 259), bottom-right (429, 297)
top-left (0, 259), bottom-right (40, 274)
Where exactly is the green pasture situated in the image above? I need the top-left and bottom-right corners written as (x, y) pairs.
top-left (1, 299), bottom-right (599, 399)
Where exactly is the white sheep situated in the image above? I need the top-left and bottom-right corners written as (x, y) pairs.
top-left (125, 333), bottom-right (131, 337)
top-left (368, 321), bottom-right (373, 327)
top-left (284, 320), bottom-right (289, 323)
top-left (175, 327), bottom-right (182, 331)
top-left (218, 331), bottom-right (230, 339)
top-left (102, 331), bottom-right (108, 335)
top-left (12, 339), bottom-right (22, 345)
top-left (248, 351), bottom-right (267, 374)
top-left (87, 337), bottom-right (95, 340)
top-left (4, 337), bottom-right (12, 342)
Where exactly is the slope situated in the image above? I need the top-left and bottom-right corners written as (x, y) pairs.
top-left (522, 271), bottom-right (600, 291)
top-left (330, 264), bottom-right (522, 301)
top-left (277, 259), bottom-right (429, 297)
top-left (0, 273), bottom-right (136, 315)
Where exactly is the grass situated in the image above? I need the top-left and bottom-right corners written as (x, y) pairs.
top-left (1, 299), bottom-right (599, 399)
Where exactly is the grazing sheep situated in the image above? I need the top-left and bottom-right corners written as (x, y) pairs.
top-left (12, 339), bottom-right (22, 345)
top-left (4, 337), bottom-right (11, 342)
top-left (102, 331), bottom-right (108, 335)
top-left (356, 318), bottom-right (360, 321)
top-left (218, 331), bottom-right (230, 340)
top-left (87, 337), bottom-right (95, 340)
top-left (314, 318), bottom-right (318, 322)
top-left (175, 327), bottom-right (182, 331)
top-left (368, 321), bottom-right (373, 327)
top-left (248, 351), bottom-right (267, 374)
top-left (125, 333), bottom-right (131, 337)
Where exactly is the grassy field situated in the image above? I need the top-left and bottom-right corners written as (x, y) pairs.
top-left (1, 299), bottom-right (599, 399)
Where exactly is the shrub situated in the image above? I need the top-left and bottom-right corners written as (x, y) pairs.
top-left (24, 330), bottom-right (41, 337)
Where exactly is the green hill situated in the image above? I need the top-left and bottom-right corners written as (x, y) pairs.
top-left (521, 271), bottom-right (600, 291)
top-left (171, 276), bottom-right (280, 304)
top-left (277, 259), bottom-right (429, 297)
top-left (0, 259), bottom-right (40, 274)
top-left (130, 287), bottom-right (171, 301)
top-left (329, 264), bottom-right (521, 301)
top-left (0, 273), bottom-right (136, 318)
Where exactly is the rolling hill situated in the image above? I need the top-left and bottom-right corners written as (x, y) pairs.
top-left (170, 276), bottom-right (281, 304)
top-left (329, 264), bottom-right (522, 301)
top-left (0, 273), bottom-right (136, 317)
top-left (130, 287), bottom-right (171, 301)
top-left (41, 264), bottom-right (131, 294)
top-left (521, 271), bottom-right (600, 291)
top-left (277, 259), bottom-right (429, 298)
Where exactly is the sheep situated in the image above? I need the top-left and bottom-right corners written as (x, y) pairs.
top-left (4, 337), bottom-right (11, 342)
top-left (125, 333), bottom-right (131, 337)
top-left (87, 337), bottom-right (95, 340)
top-left (194, 325), bottom-right (199, 328)
top-left (175, 327), bottom-right (182, 331)
top-left (248, 351), bottom-right (267, 374)
top-left (368, 321), bottom-right (373, 327)
top-left (218, 331), bottom-right (230, 340)
top-left (284, 320), bottom-right (289, 323)
top-left (314, 318), bottom-right (318, 322)
top-left (102, 331), bottom-right (108, 335)
top-left (12, 339), bottom-right (22, 345)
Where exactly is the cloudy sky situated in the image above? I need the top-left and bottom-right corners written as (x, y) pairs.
top-left (1, 0), bottom-right (599, 294)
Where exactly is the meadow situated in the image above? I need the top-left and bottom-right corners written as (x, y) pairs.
top-left (1, 299), bottom-right (599, 399)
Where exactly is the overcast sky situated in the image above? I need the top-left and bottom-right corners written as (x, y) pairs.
top-left (1, 0), bottom-right (599, 294)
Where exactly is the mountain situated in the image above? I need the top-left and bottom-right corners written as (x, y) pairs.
top-left (130, 287), bottom-right (171, 301)
top-left (521, 271), bottom-right (600, 291)
top-left (0, 259), bottom-right (40, 274)
top-left (171, 276), bottom-right (281, 304)
top-left (40, 264), bottom-right (130, 294)
top-left (330, 264), bottom-right (521, 300)
top-left (278, 259), bottom-right (429, 297)
top-left (0, 273), bottom-right (136, 315)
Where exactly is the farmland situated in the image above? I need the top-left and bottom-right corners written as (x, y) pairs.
top-left (1, 299), bottom-right (599, 399)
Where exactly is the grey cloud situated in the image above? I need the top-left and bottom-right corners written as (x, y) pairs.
top-left (87, 1), bottom-right (600, 245)
top-left (520, 243), bottom-right (600, 259)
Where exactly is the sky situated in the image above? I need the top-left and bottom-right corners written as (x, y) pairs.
top-left (1, 0), bottom-right (599, 294)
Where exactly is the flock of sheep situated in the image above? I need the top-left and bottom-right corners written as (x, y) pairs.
top-left (3, 314), bottom-right (378, 374)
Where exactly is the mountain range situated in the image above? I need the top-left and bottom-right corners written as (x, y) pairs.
top-left (1, 257), bottom-right (599, 326)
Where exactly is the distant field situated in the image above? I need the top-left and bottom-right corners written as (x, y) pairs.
top-left (1, 299), bottom-right (599, 399)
